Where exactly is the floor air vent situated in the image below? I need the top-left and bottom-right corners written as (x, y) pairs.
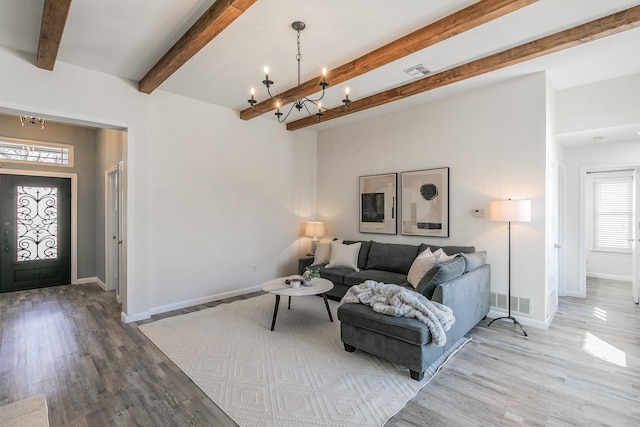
top-left (490, 292), bottom-right (532, 316)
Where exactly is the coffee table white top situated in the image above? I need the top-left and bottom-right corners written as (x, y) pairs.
top-left (261, 277), bottom-right (333, 297)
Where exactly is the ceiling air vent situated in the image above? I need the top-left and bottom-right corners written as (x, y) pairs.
top-left (404, 64), bottom-right (431, 78)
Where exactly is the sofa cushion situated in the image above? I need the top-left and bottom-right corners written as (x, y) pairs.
top-left (416, 256), bottom-right (466, 299)
top-left (326, 241), bottom-right (361, 271)
top-left (365, 242), bottom-right (420, 274)
top-left (318, 266), bottom-right (354, 285)
top-left (337, 302), bottom-right (431, 346)
top-left (461, 251), bottom-right (487, 272)
top-left (433, 247), bottom-right (458, 263)
top-left (312, 242), bottom-right (331, 265)
top-left (343, 269), bottom-right (409, 287)
top-left (419, 244), bottom-right (475, 255)
top-left (407, 248), bottom-right (440, 288)
top-left (344, 240), bottom-right (373, 270)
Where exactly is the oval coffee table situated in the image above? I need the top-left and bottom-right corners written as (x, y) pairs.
top-left (261, 277), bottom-right (334, 331)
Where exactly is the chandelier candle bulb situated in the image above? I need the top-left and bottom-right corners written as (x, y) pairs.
top-left (262, 66), bottom-right (273, 88)
top-left (343, 87), bottom-right (351, 106)
top-left (275, 100), bottom-right (283, 119)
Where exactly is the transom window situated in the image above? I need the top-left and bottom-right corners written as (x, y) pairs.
top-left (0, 137), bottom-right (73, 167)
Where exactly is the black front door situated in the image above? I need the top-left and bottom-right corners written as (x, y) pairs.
top-left (0, 175), bottom-right (71, 292)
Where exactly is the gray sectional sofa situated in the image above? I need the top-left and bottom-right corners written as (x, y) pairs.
top-left (298, 239), bottom-right (491, 380)
top-left (298, 240), bottom-right (482, 300)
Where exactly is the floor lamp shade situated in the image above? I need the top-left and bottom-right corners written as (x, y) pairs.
top-left (489, 200), bottom-right (531, 223)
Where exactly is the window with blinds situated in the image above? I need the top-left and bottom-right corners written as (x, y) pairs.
top-left (592, 173), bottom-right (633, 252)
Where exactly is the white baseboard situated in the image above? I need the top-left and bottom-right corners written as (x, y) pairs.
top-left (586, 273), bottom-right (632, 282)
top-left (487, 309), bottom-right (550, 330)
top-left (75, 276), bottom-right (110, 290)
top-left (75, 276), bottom-right (97, 285)
top-left (121, 285), bottom-right (263, 324)
top-left (563, 290), bottom-right (583, 298)
top-left (121, 311), bottom-right (150, 323)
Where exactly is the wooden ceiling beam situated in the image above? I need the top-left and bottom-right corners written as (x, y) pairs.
top-left (287, 5), bottom-right (640, 131)
top-left (37, 0), bottom-right (73, 70)
top-left (139, 0), bottom-right (256, 94)
top-left (240, 0), bottom-right (539, 120)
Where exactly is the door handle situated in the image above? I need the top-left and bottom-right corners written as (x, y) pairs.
top-left (554, 243), bottom-right (562, 249)
top-left (117, 240), bottom-right (123, 245)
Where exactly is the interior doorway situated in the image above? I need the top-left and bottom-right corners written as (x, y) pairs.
top-left (580, 165), bottom-right (638, 303)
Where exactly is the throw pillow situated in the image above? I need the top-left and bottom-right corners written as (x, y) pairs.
top-left (312, 242), bottom-right (331, 265)
top-left (326, 241), bottom-right (361, 271)
top-left (461, 251), bottom-right (487, 272)
top-left (416, 256), bottom-right (466, 299)
top-left (407, 248), bottom-right (440, 288)
top-left (433, 248), bottom-right (458, 263)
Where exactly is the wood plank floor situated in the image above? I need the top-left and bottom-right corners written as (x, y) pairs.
top-left (0, 278), bottom-right (638, 426)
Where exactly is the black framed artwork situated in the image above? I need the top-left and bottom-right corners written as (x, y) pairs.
top-left (401, 167), bottom-right (449, 237)
top-left (359, 173), bottom-right (397, 234)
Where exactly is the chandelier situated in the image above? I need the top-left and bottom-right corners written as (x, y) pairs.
top-left (247, 21), bottom-right (352, 123)
top-left (19, 115), bottom-right (46, 129)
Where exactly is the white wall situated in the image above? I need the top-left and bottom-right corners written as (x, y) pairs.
top-left (0, 46), bottom-right (318, 320)
top-left (317, 73), bottom-right (549, 325)
top-left (557, 72), bottom-right (640, 134)
top-left (146, 91), bottom-right (317, 312)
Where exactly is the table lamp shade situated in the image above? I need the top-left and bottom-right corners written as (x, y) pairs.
top-left (489, 200), bottom-right (531, 222)
top-left (305, 221), bottom-right (325, 239)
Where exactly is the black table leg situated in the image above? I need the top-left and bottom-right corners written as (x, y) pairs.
top-left (322, 294), bottom-right (333, 322)
top-left (270, 294), bottom-right (281, 331)
top-left (288, 296), bottom-right (291, 310)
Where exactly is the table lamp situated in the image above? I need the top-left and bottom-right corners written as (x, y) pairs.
top-left (305, 221), bottom-right (325, 255)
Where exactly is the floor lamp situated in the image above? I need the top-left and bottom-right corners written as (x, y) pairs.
top-left (488, 199), bottom-right (531, 337)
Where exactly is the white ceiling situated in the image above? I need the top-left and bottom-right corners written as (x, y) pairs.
top-left (1, 0), bottom-right (640, 143)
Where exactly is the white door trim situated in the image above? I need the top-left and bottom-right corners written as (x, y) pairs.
top-left (105, 165), bottom-right (118, 295)
top-left (0, 168), bottom-right (78, 284)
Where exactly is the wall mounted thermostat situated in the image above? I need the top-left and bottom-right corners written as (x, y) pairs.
top-left (473, 208), bottom-right (485, 218)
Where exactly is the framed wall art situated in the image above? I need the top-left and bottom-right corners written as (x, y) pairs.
top-left (359, 173), bottom-right (397, 234)
top-left (401, 167), bottom-right (449, 237)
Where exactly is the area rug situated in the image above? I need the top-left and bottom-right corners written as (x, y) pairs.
top-left (0, 394), bottom-right (49, 427)
top-left (139, 294), bottom-right (469, 427)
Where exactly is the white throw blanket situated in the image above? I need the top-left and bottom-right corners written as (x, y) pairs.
top-left (341, 281), bottom-right (455, 346)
